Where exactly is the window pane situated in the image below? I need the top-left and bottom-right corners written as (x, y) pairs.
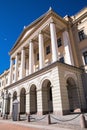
top-left (78, 30), bottom-right (85, 41)
top-left (57, 38), bottom-right (62, 47)
top-left (37, 53), bottom-right (39, 61)
top-left (59, 57), bottom-right (64, 63)
top-left (83, 51), bottom-right (87, 64)
top-left (46, 46), bottom-right (50, 55)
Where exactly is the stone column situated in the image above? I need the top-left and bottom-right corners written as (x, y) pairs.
top-left (50, 21), bottom-right (58, 62)
top-left (26, 59), bottom-right (29, 76)
top-left (15, 54), bottom-right (19, 82)
top-left (29, 40), bottom-right (34, 74)
top-left (63, 30), bottom-right (74, 65)
top-left (3, 98), bottom-right (6, 116)
top-left (17, 92), bottom-right (20, 114)
top-left (4, 90), bottom-right (8, 115)
top-left (9, 58), bottom-right (14, 84)
top-left (37, 89), bottom-right (43, 115)
top-left (10, 94), bottom-right (13, 116)
top-left (38, 32), bottom-right (45, 69)
top-left (2, 92), bottom-right (5, 116)
top-left (21, 48), bottom-right (25, 78)
top-left (26, 91), bottom-right (30, 114)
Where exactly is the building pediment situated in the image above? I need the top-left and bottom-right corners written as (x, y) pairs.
top-left (10, 8), bottom-right (68, 55)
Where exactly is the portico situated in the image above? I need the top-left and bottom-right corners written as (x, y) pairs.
top-left (9, 15), bottom-right (74, 84)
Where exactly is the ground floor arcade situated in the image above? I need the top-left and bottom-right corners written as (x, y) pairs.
top-left (1, 62), bottom-right (86, 118)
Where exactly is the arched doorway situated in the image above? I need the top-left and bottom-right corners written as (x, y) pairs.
top-left (13, 91), bottom-right (17, 101)
top-left (20, 88), bottom-right (26, 114)
top-left (42, 79), bottom-right (53, 114)
top-left (30, 85), bottom-right (37, 114)
top-left (67, 77), bottom-right (80, 112)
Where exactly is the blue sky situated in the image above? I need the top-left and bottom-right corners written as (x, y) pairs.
top-left (0, 0), bottom-right (87, 74)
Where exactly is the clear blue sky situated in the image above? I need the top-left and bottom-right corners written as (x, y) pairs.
top-left (0, 0), bottom-right (87, 74)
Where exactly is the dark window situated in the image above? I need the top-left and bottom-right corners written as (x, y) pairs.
top-left (78, 30), bottom-right (85, 41)
top-left (57, 38), bottom-right (62, 47)
top-left (0, 82), bottom-right (1, 87)
top-left (59, 57), bottom-right (64, 63)
top-left (83, 51), bottom-right (87, 65)
top-left (37, 53), bottom-right (39, 61)
top-left (46, 46), bottom-right (50, 55)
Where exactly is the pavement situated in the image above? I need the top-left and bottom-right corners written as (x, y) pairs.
top-left (0, 114), bottom-right (87, 130)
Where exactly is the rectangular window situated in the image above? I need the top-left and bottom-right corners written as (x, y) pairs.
top-left (46, 45), bottom-right (50, 55)
top-left (78, 30), bottom-right (85, 41)
top-left (37, 53), bottom-right (39, 61)
top-left (83, 51), bottom-right (87, 65)
top-left (59, 57), bottom-right (64, 63)
top-left (0, 82), bottom-right (1, 87)
top-left (57, 38), bottom-right (62, 47)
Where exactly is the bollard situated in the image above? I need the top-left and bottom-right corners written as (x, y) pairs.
top-left (80, 114), bottom-right (86, 128)
top-left (28, 113), bottom-right (30, 122)
top-left (48, 113), bottom-right (51, 124)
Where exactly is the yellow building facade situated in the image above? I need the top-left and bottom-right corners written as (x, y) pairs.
top-left (0, 7), bottom-right (87, 118)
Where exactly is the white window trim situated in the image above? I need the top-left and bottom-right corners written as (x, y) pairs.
top-left (82, 48), bottom-right (87, 65)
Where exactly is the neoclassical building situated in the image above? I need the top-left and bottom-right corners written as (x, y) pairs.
top-left (0, 7), bottom-right (87, 118)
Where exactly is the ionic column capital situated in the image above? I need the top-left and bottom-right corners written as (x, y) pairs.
top-left (50, 18), bottom-right (55, 24)
top-left (16, 52), bottom-right (20, 55)
top-left (29, 39), bottom-right (33, 43)
top-left (21, 47), bottom-right (26, 51)
top-left (38, 30), bottom-right (44, 35)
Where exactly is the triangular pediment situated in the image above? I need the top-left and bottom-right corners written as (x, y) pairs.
top-left (10, 8), bottom-right (68, 55)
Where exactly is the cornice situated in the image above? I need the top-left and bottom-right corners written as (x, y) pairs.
top-left (5, 61), bottom-right (84, 90)
top-left (73, 11), bottom-right (87, 24)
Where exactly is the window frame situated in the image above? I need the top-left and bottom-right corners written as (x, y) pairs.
top-left (78, 30), bottom-right (85, 41)
top-left (37, 53), bottom-right (39, 61)
top-left (83, 51), bottom-right (87, 65)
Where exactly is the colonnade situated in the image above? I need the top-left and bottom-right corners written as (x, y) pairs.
top-left (10, 21), bottom-right (73, 84)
